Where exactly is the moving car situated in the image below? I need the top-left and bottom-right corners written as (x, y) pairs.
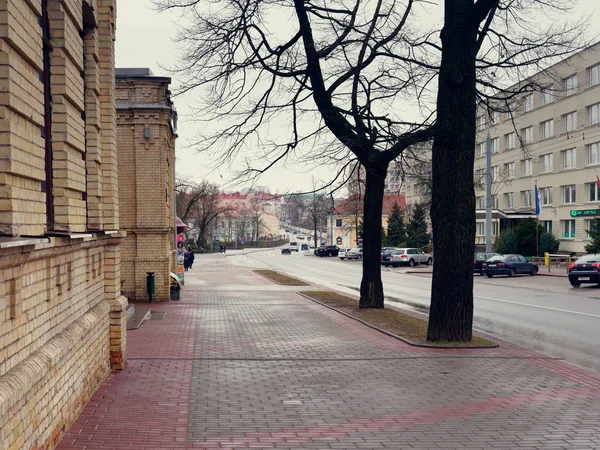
top-left (474, 252), bottom-right (499, 274)
top-left (567, 254), bottom-right (600, 288)
top-left (281, 248), bottom-right (291, 255)
top-left (289, 241), bottom-right (299, 252)
top-left (482, 254), bottom-right (538, 277)
top-left (316, 245), bottom-right (340, 257)
top-left (389, 248), bottom-right (433, 267)
top-left (300, 243), bottom-right (309, 251)
top-left (339, 248), bottom-right (362, 260)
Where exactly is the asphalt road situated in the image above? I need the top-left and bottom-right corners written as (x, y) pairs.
top-left (224, 249), bottom-right (600, 371)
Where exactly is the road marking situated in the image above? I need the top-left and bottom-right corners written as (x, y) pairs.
top-left (476, 295), bottom-right (600, 318)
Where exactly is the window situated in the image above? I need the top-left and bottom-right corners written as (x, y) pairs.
top-left (492, 221), bottom-right (499, 236)
top-left (540, 119), bottom-right (554, 139)
top-left (541, 86), bottom-right (554, 105)
top-left (586, 219), bottom-right (594, 239)
top-left (491, 110), bottom-right (500, 124)
top-left (476, 142), bottom-right (485, 157)
top-left (564, 111), bottom-right (577, 132)
top-left (541, 220), bottom-right (552, 234)
top-left (504, 162), bottom-right (515, 178)
top-left (476, 222), bottom-right (485, 236)
top-left (476, 115), bottom-right (486, 131)
top-left (490, 195), bottom-right (498, 208)
top-left (505, 132), bottom-right (516, 150)
top-left (587, 182), bottom-right (600, 202)
top-left (505, 192), bottom-right (514, 208)
top-left (562, 219), bottom-right (576, 239)
top-left (589, 103), bottom-right (600, 125)
top-left (474, 168), bottom-right (485, 183)
top-left (562, 149), bottom-right (576, 169)
top-left (521, 126), bottom-right (533, 144)
top-left (524, 94), bottom-right (533, 112)
top-left (589, 64), bottom-right (600, 87)
top-left (491, 166), bottom-right (499, 181)
top-left (588, 142), bottom-right (600, 165)
top-left (476, 196), bottom-right (484, 209)
top-left (540, 187), bottom-right (553, 205)
top-left (564, 74), bottom-right (578, 96)
top-left (540, 153), bottom-right (553, 173)
top-left (335, 219), bottom-right (343, 227)
top-left (562, 185), bottom-right (577, 204)
top-left (491, 137), bottom-right (499, 154)
top-left (507, 101), bottom-right (516, 118)
top-left (522, 158), bottom-right (533, 176)
top-left (521, 190), bottom-right (532, 207)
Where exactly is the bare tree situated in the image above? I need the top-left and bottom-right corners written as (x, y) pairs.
top-left (156, 0), bottom-right (435, 308)
top-left (427, 0), bottom-right (588, 341)
top-left (302, 180), bottom-right (330, 247)
top-left (190, 182), bottom-right (231, 245)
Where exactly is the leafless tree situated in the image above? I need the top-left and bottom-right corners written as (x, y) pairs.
top-left (301, 179), bottom-right (330, 246)
top-left (156, 0), bottom-right (436, 308)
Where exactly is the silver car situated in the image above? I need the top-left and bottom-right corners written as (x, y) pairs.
top-left (389, 248), bottom-right (433, 267)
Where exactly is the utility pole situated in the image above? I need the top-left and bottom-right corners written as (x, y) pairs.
top-left (485, 132), bottom-right (493, 252)
top-left (329, 193), bottom-right (335, 245)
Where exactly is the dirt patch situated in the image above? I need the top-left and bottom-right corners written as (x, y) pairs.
top-left (254, 270), bottom-right (309, 286)
top-left (300, 290), bottom-right (496, 348)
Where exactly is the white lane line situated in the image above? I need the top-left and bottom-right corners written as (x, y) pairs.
top-left (476, 295), bottom-right (600, 318)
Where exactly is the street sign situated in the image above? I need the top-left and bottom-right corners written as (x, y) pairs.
top-left (214, 237), bottom-right (220, 242)
top-left (570, 209), bottom-right (600, 217)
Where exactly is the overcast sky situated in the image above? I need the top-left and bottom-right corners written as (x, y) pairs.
top-left (116, 0), bottom-right (599, 194)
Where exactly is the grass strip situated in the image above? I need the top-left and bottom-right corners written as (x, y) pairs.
top-left (254, 269), bottom-right (309, 286)
top-left (301, 290), bottom-right (497, 348)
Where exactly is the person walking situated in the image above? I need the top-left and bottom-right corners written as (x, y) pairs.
top-left (188, 246), bottom-right (195, 269)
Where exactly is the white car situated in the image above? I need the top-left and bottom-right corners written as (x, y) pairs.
top-left (389, 248), bottom-right (433, 267)
top-left (339, 247), bottom-right (362, 260)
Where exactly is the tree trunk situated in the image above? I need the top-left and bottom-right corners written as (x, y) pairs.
top-left (427, 0), bottom-right (477, 341)
top-left (359, 164), bottom-right (388, 308)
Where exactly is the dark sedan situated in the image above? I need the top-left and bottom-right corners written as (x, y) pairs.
top-left (316, 245), bottom-right (340, 257)
top-left (568, 254), bottom-right (600, 288)
top-left (482, 254), bottom-right (538, 277)
top-left (474, 252), bottom-right (499, 274)
top-left (380, 247), bottom-right (399, 267)
top-left (281, 248), bottom-right (291, 255)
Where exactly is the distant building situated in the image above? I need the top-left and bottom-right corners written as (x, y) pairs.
top-left (0, 2), bottom-right (127, 449)
top-left (116, 68), bottom-right (178, 301)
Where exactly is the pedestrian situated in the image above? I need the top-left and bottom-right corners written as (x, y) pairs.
top-left (183, 248), bottom-right (190, 271)
top-left (223, 245), bottom-right (227, 255)
top-left (188, 246), bottom-right (195, 269)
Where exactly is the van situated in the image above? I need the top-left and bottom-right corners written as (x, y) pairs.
top-left (289, 241), bottom-right (299, 252)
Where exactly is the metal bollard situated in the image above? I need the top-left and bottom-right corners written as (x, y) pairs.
top-left (146, 272), bottom-right (155, 303)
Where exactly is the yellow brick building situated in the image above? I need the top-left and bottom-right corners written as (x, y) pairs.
top-left (0, 1), bottom-right (127, 449)
top-left (116, 68), bottom-right (177, 302)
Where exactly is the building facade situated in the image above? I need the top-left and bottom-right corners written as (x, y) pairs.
top-left (475, 43), bottom-right (600, 253)
top-left (0, 1), bottom-right (127, 449)
top-left (116, 68), bottom-right (177, 302)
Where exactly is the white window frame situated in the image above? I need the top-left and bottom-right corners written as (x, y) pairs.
top-left (521, 190), bottom-right (532, 207)
top-left (476, 222), bottom-right (485, 236)
top-left (562, 148), bottom-right (576, 169)
top-left (562, 220), bottom-right (576, 239)
top-left (586, 219), bottom-right (596, 239)
top-left (541, 187), bottom-right (553, 205)
top-left (587, 182), bottom-right (600, 202)
top-left (476, 115), bottom-right (486, 131)
top-left (505, 192), bottom-right (514, 208)
top-left (540, 119), bottom-right (554, 139)
top-left (522, 159), bottom-right (533, 176)
top-left (564, 111), bottom-right (577, 132)
top-left (540, 153), bottom-right (553, 173)
top-left (491, 137), bottom-right (499, 154)
top-left (589, 64), bottom-right (600, 87)
top-left (541, 87), bottom-right (554, 105)
top-left (491, 194), bottom-right (499, 209)
top-left (541, 220), bottom-right (552, 234)
top-left (491, 110), bottom-right (500, 124)
top-left (562, 185), bottom-right (577, 204)
top-left (522, 126), bottom-right (533, 144)
top-left (524, 94), bottom-right (533, 112)
top-left (564, 74), bottom-right (578, 96)
top-left (491, 165), bottom-right (499, 181)
top-left (476, 196), bottom-right (485, 209)
top-left (504, 162), bottom-right (515, 179)
top-left (505, 132), bottom-right (515, 150)
top-left (588, 103), bottom-right (600, 126)
top-left (476, 142), bottom-right (485, 157)
top-left (588, 142), bottom-right (600, 165)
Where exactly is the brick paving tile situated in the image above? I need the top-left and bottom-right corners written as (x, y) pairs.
top-left (56, 255), bottom-right (600, 449)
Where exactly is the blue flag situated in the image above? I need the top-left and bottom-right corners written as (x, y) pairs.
top-left (535, 184), bottom-right (542, 215)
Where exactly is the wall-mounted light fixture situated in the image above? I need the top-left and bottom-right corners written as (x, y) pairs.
top-left (143, 127), bottom-right (151, 139)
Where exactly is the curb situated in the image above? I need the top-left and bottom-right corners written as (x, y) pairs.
top-left (297, 292), bottom-right (499, 350)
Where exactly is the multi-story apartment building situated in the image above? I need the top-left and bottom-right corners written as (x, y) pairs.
top-left (475, 42), bottom-right (600, 253)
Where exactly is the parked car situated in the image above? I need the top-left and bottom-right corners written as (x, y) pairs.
top-left (314, 246), bottom-right (323, 256)
top-left (474, 252), bottom-right (499, 274)
top-left (389, 248), bottom-right (433, 267)
top-left (317, 245), bottom-right (340, 257)
top-left (339, 248), bottom-right (362, 260)
top-left (482, 254), bottom-right (538, 277)
top-left (380, 247), bottom-right (399, 267)
top-left (281, 248), bottom-right (291, 255)
top-left (567, 254), bottom-right (600, 288)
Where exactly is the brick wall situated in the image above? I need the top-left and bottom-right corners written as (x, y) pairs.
top-left (116, 74), bottom-right (177, 302)
top-left (0, 1), bottom-right (127, 449)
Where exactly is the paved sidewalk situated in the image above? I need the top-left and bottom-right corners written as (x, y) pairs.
top-left (57, 254), bottom-right (600, 449)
